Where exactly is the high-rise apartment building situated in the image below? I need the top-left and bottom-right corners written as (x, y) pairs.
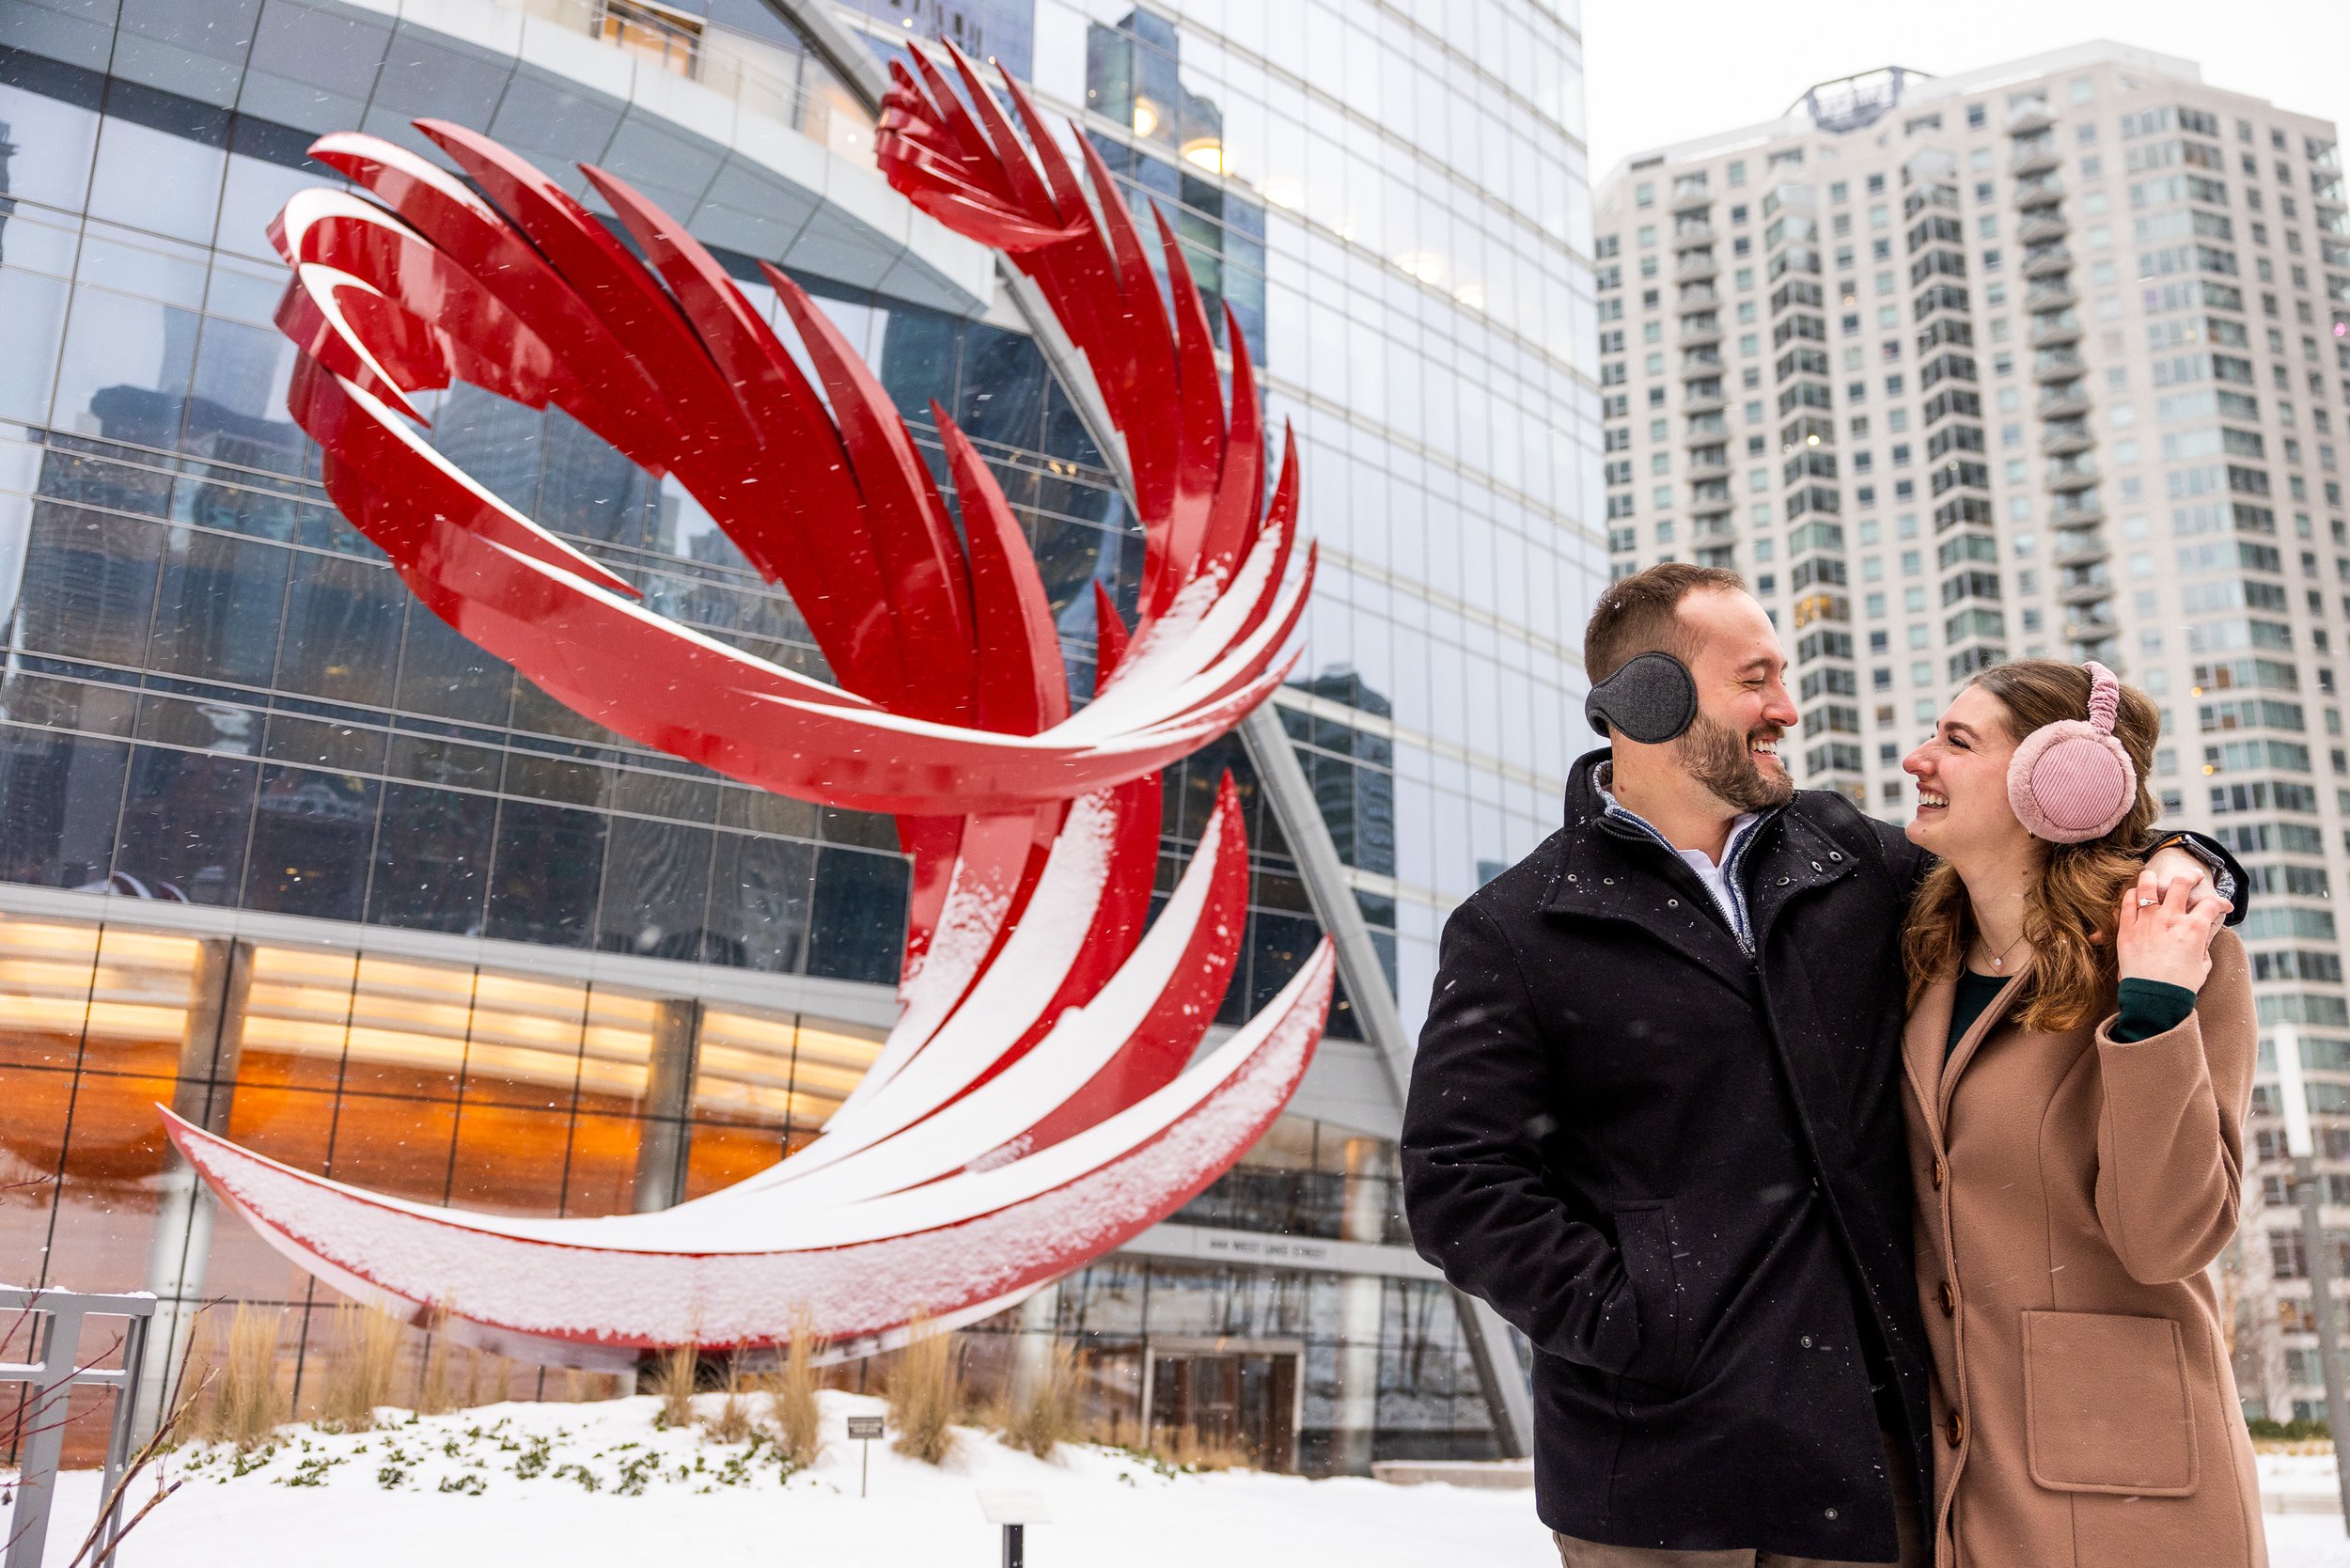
top-left (1595, 40), bottom-right (2349, 1423)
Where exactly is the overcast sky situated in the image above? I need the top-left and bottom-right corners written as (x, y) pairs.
top-left (1581, 1), bottom-right (2350, 179)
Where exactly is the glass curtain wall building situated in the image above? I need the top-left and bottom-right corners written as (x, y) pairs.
top-left (0, 0), bottom-right (1598, 1475)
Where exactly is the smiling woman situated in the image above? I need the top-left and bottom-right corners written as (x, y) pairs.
top-left (1893, 658), bottom-right (2264, 1568)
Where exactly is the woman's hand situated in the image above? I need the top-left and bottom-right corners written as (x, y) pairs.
top-left (2116, 874), bottom-right (2232, 992)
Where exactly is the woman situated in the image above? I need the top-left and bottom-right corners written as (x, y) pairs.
top-left (1898, 658), bottom-right (2264, 1568)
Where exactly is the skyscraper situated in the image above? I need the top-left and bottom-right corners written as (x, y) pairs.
top-left (1594, 39), bottom-right (2349, 1425)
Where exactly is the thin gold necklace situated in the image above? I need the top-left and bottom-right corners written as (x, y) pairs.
top-left (1973, 929), bottom-right (2029, 973)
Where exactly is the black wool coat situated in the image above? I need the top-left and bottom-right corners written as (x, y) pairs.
top-left (1401, 749), bottom-right (2242, 1561)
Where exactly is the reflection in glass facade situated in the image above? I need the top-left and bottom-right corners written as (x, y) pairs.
top-left (0, 0), bottom-right (1590, 1476)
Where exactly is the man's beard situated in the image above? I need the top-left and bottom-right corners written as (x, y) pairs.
top-left (1676, 712), bottom-right (1794, 812)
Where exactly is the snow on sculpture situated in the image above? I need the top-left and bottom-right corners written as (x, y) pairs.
top-left (162, 44), bottom-right (1332, 1361)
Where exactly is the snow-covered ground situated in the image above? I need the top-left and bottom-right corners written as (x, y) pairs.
top-left (4, 1390), bottom-right (1560, 1567)
top-left (10, 1396), bottom-right (2350, 1566)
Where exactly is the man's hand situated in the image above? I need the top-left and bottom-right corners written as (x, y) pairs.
top-left (2139, 844), bottom-right (2219, 919)
top-left (2117, 873), bottom-right (2231, 992)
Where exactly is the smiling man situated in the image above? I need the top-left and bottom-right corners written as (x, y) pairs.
top-left (1400, 564), bottom-right (2240, 1568)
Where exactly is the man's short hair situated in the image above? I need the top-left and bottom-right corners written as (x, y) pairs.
top-left (1584, 563), bottom-right (1747, 684)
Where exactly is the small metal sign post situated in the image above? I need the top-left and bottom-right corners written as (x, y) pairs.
top-left (977, 1488), bottom-right (1047, 1568)
top-left (2277, 1027), bottom-right (2350, 1527)
top-left (845, 1414), bottom-right (885, 1497)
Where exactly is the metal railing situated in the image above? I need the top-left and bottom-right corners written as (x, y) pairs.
top-left (2, 1287), bottom-right (155, 1568)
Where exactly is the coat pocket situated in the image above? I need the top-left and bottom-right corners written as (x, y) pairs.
top-left (2021, 1309), bottom-right (2198, 1497)
top-left (1611, 1200), bottom-right (1684, 1393)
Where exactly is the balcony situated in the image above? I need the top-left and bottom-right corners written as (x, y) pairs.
top-left (1678, 317), bottom-right (1724, 349)
top-left (2060, 569), bottom-right (2114, 603)
top-left (1684, 387), bottom-right (1728, 415)
top-left (1674, 220), bottom-right (1717, 249)
top-left (2025, 280), bottom-right (2078, 314)
top-left (2007, 99), bottom-right (2056, 135)
top-left (2013, 175), bottom-right (2065, 211)
top-left (1679, 348), bottom-right (1725, 379)
top-left (1678, 285), bottom-right (1721, 313)
top-left (2032, 347), bottom-right (2088, 383)
top-left (2021, 243), bottom-right (2074, 279)
top-left (2041, 419), bottom-right (2093, 456)
top-left (2048, 495), bottom-right (2107, 526)
top-left (1672, 178), bottom-right (1712, 213)
top-left (1687, 447), bottom-right (1732, 478)
top-left (2011, 138), bottom-right (2060, 178)
top-left (1684, 414), bottom-right (1730, 442)
top-left (2038, 384), bottom-right (2092, 419)
top-left (2017, 211), bottom-right (2070, 246)
top-left (2065, 610), bottom-right (2120, 643)
top-left (1675, 251), bottom-right (1720, 284)
top-left (2045, 454), bottom-right (2100, 492)
top-left (1691, 488), bottom-right (1736, 517)
top-left (2052, 536), bottom-right (2109, 568)
top-left (2029, 311), bottom-right (2083, 348)
top-left (1693, 517), bottom-right (1738, 542)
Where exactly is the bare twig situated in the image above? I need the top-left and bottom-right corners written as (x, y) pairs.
top-left (64, 1309), bottom-right (211, 1568)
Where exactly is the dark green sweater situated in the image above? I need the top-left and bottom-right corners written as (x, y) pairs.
top-left (1947, 972), bottom-right (2197, 1055)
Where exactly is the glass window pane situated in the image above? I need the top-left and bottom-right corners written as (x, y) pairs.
top-left (485, 798), bottom-right (606, 948)
top-left (804, 844), bottom-right (907, 984)
top-left (0, 727), bottom-right (128, 889)
top-left (702, 831), bottom-right (813, 973)
top-left (244, 764), bottom-right (379, 921)
top-left (86, 115), bottom-right (225, 245)
top-left (368, 783), bottom-right (492, 933)
top-left (0, 269), bottom-right (70, 425)
top-left (595, 815), bottom-right (713, 959)
top-left (274, 550), bottom-right (402, 708)
top-left (145, 527), bottom-right (286, 684)
top-left (0, 77), bottom-right (102, 215)
top-left (114, 744), bottom-right (256, 903)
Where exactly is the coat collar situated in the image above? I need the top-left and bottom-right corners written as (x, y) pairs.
top-left (1541, 748), bottom-right (1859, 981)
top-left (1901, 960), bottom-right (2036, 1145)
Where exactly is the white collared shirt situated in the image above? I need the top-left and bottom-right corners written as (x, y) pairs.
top-left (1593, 761), bottom-right (1765, 949)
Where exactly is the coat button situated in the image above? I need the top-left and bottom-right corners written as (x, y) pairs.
top-left (1666, 897), bottom-right (1679, 907)
top-left (1946, 1411), bottom-right (1965, 1448)
top-left (1810, 860), bottom-right (1822, 871)
top-left (1939, 1282), bottom-right (1956, 1316)
top-left (1778, 875), bottom-right (1792, 886)
top-left (1603, 876), bottom-right (1615, 885)
top-left (1931, 1159), bottom-right (1945, 1190)
top-left (1829, 851), bottom-right (1843, 862)
top-left (1824, 1507), bottom-right (1839, 1520)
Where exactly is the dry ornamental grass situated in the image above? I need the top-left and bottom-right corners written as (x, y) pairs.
top-left (198, 1302), bottom-right (286, 1450)
top-left (648, 1341), bottom-right (698, 1429)
top-left (885, 1320), bottom-right (962, 1466)
top-left (315, 1303), bottom-right (404, 1432)
top-left (764, 1306), bottom-right (825, 1467)
top-left (999, 1340), bottom-right (1082, 1460)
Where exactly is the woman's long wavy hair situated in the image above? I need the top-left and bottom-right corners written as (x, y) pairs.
top-left (1901, 660), bottom-right (2162, 1032)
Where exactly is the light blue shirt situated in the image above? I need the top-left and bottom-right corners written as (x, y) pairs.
top-left (1594, 761), bottom-right (1767, 952)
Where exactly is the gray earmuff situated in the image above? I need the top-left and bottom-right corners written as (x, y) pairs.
top-left (1585, 651), bottom-right (1699, 745)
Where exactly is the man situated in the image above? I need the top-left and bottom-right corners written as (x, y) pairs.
top-left (1401, 564), bottom-right (2237, 1567)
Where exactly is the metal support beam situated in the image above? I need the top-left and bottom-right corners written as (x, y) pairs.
top-left (632, 999), bottom-right (703, 1213)
top-left (759, 0), bottom-right (889, 110)
top-left (131, 937), bottom-right (249, 1448)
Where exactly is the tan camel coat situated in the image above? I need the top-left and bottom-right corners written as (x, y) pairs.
top-left (1901, 930), bottom-right (2264, 1568)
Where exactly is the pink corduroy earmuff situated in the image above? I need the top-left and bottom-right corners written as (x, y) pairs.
top-left (2005, 661), bottom-right (2138, 843)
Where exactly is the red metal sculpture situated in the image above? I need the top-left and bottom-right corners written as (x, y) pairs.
top-left (164, 45), bottom-right (1330, 1359)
